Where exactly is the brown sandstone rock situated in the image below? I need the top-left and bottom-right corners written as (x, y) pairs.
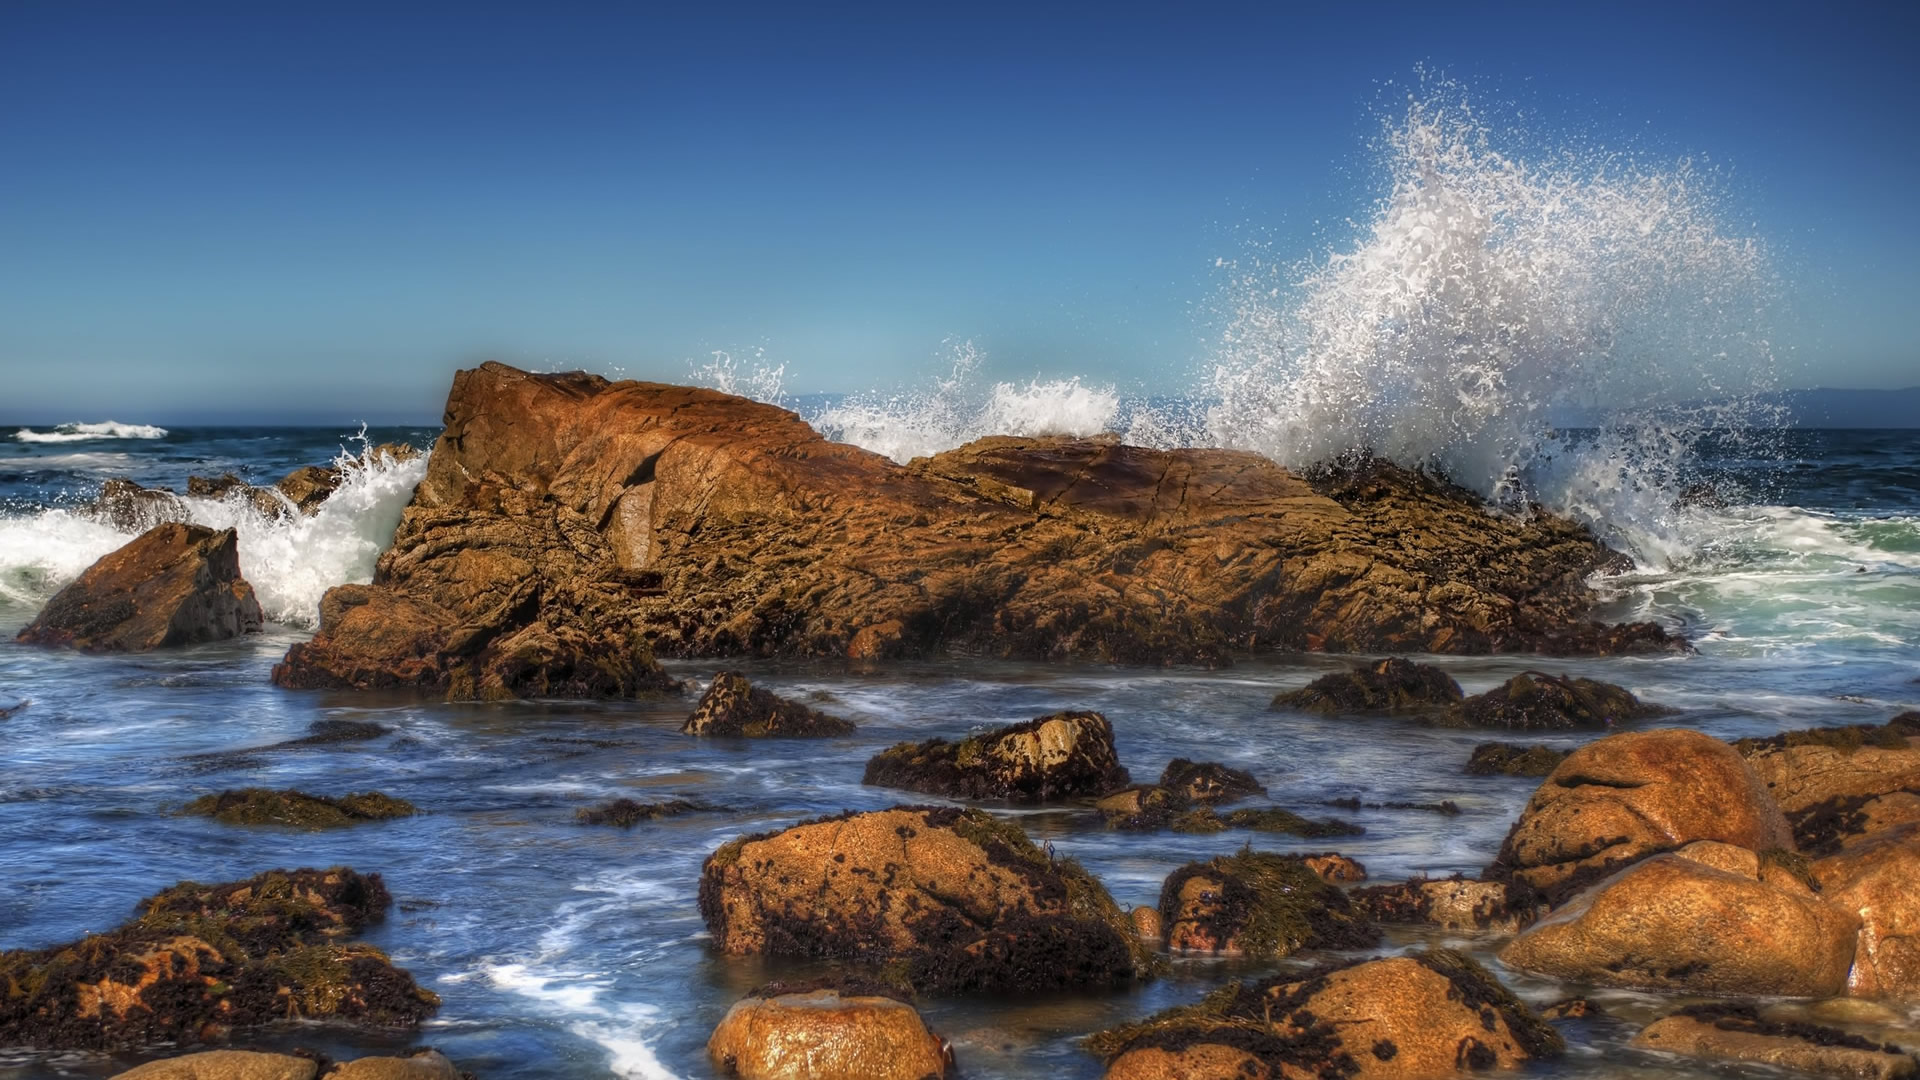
top-left (1270, 657), bottom-right (1463, 713)
top-left (1158, 851), bottom-right (1376, 958)
top-left (1484, 728), bottom-right (1794, 906)
top-left (324, 1051), bottom-right (460, 1080)
top-left (1738, 715), bottom-right (1920, 854)
top-left (1631, 1007), bottom-right (1916, 1080)
top-left (18, 524), bottom-right (263, 652)
top-left (1499, 847), bottom-right (1859, 996)
top-left (697, 806), bottom-right (1154, 995)
top-left (110, 1051), bottom-right (318, 1080)
top-left (275, 364), bottom-right (1676, 695)
top-left (863, 711), bottom-right (1126, 801)
top-left (1433, 671), bottom-right (1672, 730)
top-left (683, 671), bottom-right (854, 737)
top-left (1813, 823), bottom-right (1920, 999)
top-left (707, 989), bottom-right (952, 1080)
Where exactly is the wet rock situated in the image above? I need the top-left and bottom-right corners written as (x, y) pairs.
top-left (0, 867), bottom-right (436, 1049)
top-left (863, 710), bottom-right (1125, 801)
top-left (682, 671), bottom-right (854, 737)
top-left (1130, 906), bottom-right (1162, 942)
top-left (1541, 998), bottom-right (1603, 1020)
top-left (1270, 657), bottom-right (1463, 714)
top-left (276, 364), bottom-right (1678, 694)
top-left (1466, 741), bottom-right (1570, 777)
top-left (182, 788), bottom-right (417, 828)
top-left (187, 474), bottom-right (287, 519)
top-left (1300, 853), bottom-right (1367, 883)
top-left (1092, 949), bottom-right (1563, 1079)
top-left (93, 478), bottom-right (187, 531)
top-left (1350, 876), bottom-right (1534, 933)
top-left (1630, 1006), bottom-right (1916, 1079)
top-left (1812, 823), bottom-right (1920, 999)
top-left (110, 1051), bottom-right (318, 1080)
top-left (1737, 714), bottom-right (1920, 854)
top-left (1159, 850), bottom-right (1377, 958)
top-left (1094, 784), bottom-right (1186, 830)
top-left (274, 442), bottom-right (419, 517)
top-left (1202, 807), bottom-right (1364, 837)
top-left (18, 523), bottom-right (264, 652)
top-left (1156, 759), bottom-right (1263, 803)
top-left (1500, 846), bottom-right (1859, 996)
top-left (1433, 671), bottom-right (1673, 730)
top-left (324, 1050), bottom-right (460, 1080)
top-left (574, 797), bottom-right (706, 826)
top-left (698, 806), bottom-right (1157, 995)
top-left (707, 985), bottom-right (953, 1080)
top-left (1484, 728), bottom-right (1794, 907)
top-left (1322, 796), bottom-right (1461, 815)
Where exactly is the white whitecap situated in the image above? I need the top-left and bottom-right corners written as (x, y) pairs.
top-left (14, 421), bottom-right (168, 443)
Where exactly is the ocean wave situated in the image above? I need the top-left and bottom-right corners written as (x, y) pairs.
top-left (0, 451), bottom-right (136, 470)
top-left (13, 421), bottom-right (168, 443)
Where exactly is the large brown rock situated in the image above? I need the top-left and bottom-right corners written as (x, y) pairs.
top-left (1631, 1007), bottom-right (1917, 1080)
top-left (707, 988), bottom-right (952, 1080)
top-left (1813, 823), bottom-right (1920, 999)
top-left (682, 671), bottom-right (854, 736)
top-left (1739, 715), bottom-right (1920, 854)
top-left (1092, 950), bottom-right (1562, 1079)
top-left (1485, 728), bottom-right (1794, 906)
top-left (110, 1052), bottom-right (317, 1080)
top-left (273, 364), bottom-right (1676, 696)
top-left (697, 806), bottom-right (1154, 995)
top-left (862, 711), bottom-right (1128, 801)
top-left (18, 524), bottom-right (263, 652)
top-left (1499, 845), bottom-right (1859, 996)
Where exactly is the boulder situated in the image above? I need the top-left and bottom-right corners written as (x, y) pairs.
top-left (275, 364), bottom-right (1677, 694)
top-left (1737, 715), bottom-right (1920, 854)
top-left (1631, 1006), bottom-right (1916, 1080)
top-left (1351, 877), bottom-right (1533, 933)
top-left (1158, 850), bottom-right (1377, 958)
top-left (1432, 671), bottom-right (1672, 730)
top-left (1499, 846), bottom-right (1859, 996)
top-left (1271, 657), bottom-right (1463, 713)
top-left (707, 986), bottom-right (952, 1080)
top-left (697, 806), bottom-right (1155, 994)
top-left (0, 867), bottom-right (436, 1049)
top-left (1484, 728), bottom-right (1794, 906)
top-left (1092, 950), bottom-right (1563, 1079)
top-left (863, 711), bottom-right (1126, 801)
top-left (323, 1051), bottom-right (460, 1080)
top-left (18, 524), bottom-right (264, 652)
top-left (1465, 742), bottom-right (1569, 777)
top-left (110, 1051), bottom-right (318, 1080)
top-left (1812, 823), bottom-right (1920, 999)
top-left (181, 788), bottom-right (416, 828)
top-left (682, 671), bottom-right (854, 737)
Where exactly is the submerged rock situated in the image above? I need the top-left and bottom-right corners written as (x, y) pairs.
top-left (18, 523), bottom-right (263, 652)
top-left (1433, 671), bottom-right (1672, 730)
top-left (1484, 728), bottom-right (1793, 907)
top-left (863, 711), bottom-right (1126, 801)
top-left (698, 806), bottom-right (1156, 995)
top-left (0, 867), bottom-right (436, 1049)
top-left (275, 364), bottom-right (1677, 695)
top-left (1737, 714), bottom-right (1920, 854)
top-left (1158, 850), bottom-right (1377, 958)
top-left (707, 982), bottom-right (953, 1080)
top-left (182, 788), bottom-right (417, 828)
top-left (1155, 758), bottom-right (1263, 803)
top-left (1270, 657), bottom-right (1463, 714)
top-left (574, 797), bottom-right (706, 826)
top-left (1630, 1005), bottom-right (1916, 1079)
top-left (1812, 823), bottom-right (1920, 999)
top-left (682, 671), bottom-right (854, 737)
top-left (1092, 949), bottom-right (1562, 1079)
top-left (1466, 741), bottom-right (1570, 776)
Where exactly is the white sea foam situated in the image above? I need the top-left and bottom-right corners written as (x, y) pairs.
top-left (14, 421), bottom-right (168, 443)
top-left (0, 511), bottom-right (132, 607)
top-left (0, 452), bottom-right (137, 470)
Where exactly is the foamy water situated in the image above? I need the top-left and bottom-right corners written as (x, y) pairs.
top-left (13, 421), bottom-right (169, 443)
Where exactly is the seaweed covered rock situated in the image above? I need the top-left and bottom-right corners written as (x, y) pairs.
top-left (1484, 729), bottom-right (1793, 907)
top-left (1738, 714), bottom-right (1920, 854)
top-left (682, 671), bottom-right (854, 737)
top-left (1433, 671), bottom-right (1671, 730)
top-left (862, 711), bottom-right (1126, 802)
top-left (1811, 823), bottom-right (1920, 999)
top-left (0, 867), bottom-right (436, 1049)
top-left (18, 524), bottom-right (263, 653)
top-left (1162, 806), bottom-right (1364, 839)
top-left (707, 984), bottom-right (953, 1080)
top-left (110, 1051), bottom-right (318, 1080)
top-left (1350, 877), bottom-right (1533, 934)
top-left (1156, 759), bottom-right (1264, 804)
top-left (1158, 850), bottom-right (1377, 958)
top-left (697, 806), bottom-right (1155, 995)
top-left (1271, 657), bottom-right (1463, 714)
top-left (1500, 846), bottom-right (1858, 996)
top-left (574, 797), bottom-right (706, 826)
top-left (1630, 1006), bottom-right (1917, 1080)
top-left (1466, 742), bottom-right (1570, 777)
top-left (182, 789), bottom-right (416, 828)
top-left (1092, 950), bottom-right (1562, 1079)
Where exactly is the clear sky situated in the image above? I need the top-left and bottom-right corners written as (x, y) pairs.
top-left (1, 1), bottom-right (1915, 423)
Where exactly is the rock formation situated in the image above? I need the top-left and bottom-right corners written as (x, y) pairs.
top-left (1811, 823), bottom-right (1920, 999)
top-left (17, 523), bottom-right (263, 652)
top-left (863, 711), bottom-right (1127, 801)
top-left (1737, 714), bottom-right (1920, 854)
top-left (1432, 671), bottom-right (1672, 730)
top-left (682, 671), bottom-right (853, 736)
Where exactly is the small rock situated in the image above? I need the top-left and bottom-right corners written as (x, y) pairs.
top-left (574, 797), bottom-right (705, 826)
top-left (1433, 671), bottom-right (1673, 730)
top-left (683, 671), bottom-right (855, 737)
top-left (708, 987), bottom-right (953, 1080)
top-left (1129, 906), bottom-right (1162, 942)
top-left (1156, 758), bottom-right (1263, 803)
top-left (17, 523), bottom-right (264, 652)
top-left (1630, 1006), bottom-right (1916, 1080)
top-left (1271, 657), bottom-right (1463, 714)
top-left (1541, 998), bottom-right (1604, 1020)
top-left (863, 710), bottom-right (1127, 802)
top-left (1159, 850), bottom-right (1377, 958)
top-left (92, 478), bottom-right (187, 531)
top-left (1466, 741), bottom-right (1570, 777)
top-left (182, 788), bottom-right (416, 828)
top-left (111, 1051), bottom-right (317, 1080)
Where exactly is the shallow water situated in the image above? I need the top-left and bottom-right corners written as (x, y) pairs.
top-left (1, 425), bottom-right (1918, 1078)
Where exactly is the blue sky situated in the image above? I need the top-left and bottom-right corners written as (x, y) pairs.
top-left (1, 2), bottom-right (1915, 423)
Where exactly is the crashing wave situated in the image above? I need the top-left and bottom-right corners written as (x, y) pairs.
top-left (14, 421), bottom-right (169, 443)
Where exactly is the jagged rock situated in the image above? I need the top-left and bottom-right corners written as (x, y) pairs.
top-left (1092, 950), bottom-right (1563, 1079)
top-left (272, 442), bottom-right (418, 517)
top-left (182, 788), bottom-right (416, 828)
top-left (1156, 759), bottom-right (1263, 803)
top-left (110, 1051), bottom-right (317, 1080)
top-left (324, 1051), bottom-right (460, 1080)
top-left (682, 671), bottom-right (854, 737)
top-left (1484, 729), bottom-right (1794, 907)
top-left (275, 364), bottom-right (1678, 694)
top-left (1631, 1006), bottom-right (1916, 1079)
top-left (1500, 845), bottom-right (1859, 996)
top-left (697, 806), bottom-right (1156, 995)
top-left (1812, 823), bottom-right (1920, 999)
top-left (0, 867), bottom-right (436, 1049)
top-left (1738, 714), bottom-right (1920, 854)
top-left (1158, 850), bottom-right (1377, 958)
top-left (574, 797), bottom-right (706, 826)
top-left (17, 524), bottom-right (263, 652)
top-left (1466, 741), bottom-right (1570, 776)
top-left (92, 478), bottom-right (187, 531)
top-left (863, 711), bottom-right (1125, 801)
top-left (1271, 657), bottom-right (1463, 713)
top-left (707, 984), bottom-right (953, 1080)
top-left (1350, 877), bottom-right (1534, 933)
top-left (1432, 671), bottom-right (1672, 730)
